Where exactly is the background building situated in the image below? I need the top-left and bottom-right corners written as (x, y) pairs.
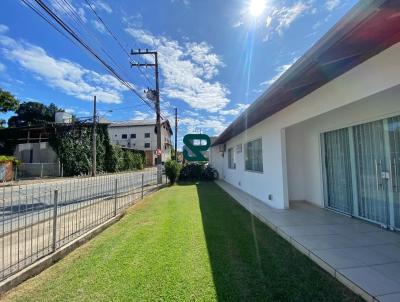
top-left (108, 119), bottom-right (173, 166)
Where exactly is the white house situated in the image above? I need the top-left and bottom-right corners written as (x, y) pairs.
top-left (108, 119), bottom-right (173, 166)
top-left (210, 0), bottom-right (400, 230)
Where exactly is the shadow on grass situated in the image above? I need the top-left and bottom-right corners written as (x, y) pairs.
top-left (195, 181), bottom-right (362, 302)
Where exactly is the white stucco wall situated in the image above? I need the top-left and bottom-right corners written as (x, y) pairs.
top-left (211, 42), bottom-right (400, 209)
top-left (286, 84), bottom-right (400, 207)
top-left (108, 124), bottom-right (172, 162)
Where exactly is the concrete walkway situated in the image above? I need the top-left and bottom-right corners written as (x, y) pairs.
top-left (215, 180), bottom-right (400, 302)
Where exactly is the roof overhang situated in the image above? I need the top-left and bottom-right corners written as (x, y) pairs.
top-left (213, 0), bottom-right (400, 146)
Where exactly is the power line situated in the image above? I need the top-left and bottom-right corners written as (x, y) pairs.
top-left (83, 0), bottom-right (154, 87)
top-left (23, 0), bottom-right (156, 113)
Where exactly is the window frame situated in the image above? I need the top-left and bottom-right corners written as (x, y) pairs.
top-left (244, 138), bottom-right (263, 173)
top-left (121, 134), bottom-right (127, 139)
top-left (144, 142), bottom-right (151, 148)
top-left (144, 132), bottom-right (151, 138)
top-left (130, 133), bottom-right (136, 139)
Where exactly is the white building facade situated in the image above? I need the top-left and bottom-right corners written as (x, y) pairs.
top-left (108, 120), bottom-right (173, 166)
top-left (210, 1), bottom-right (400, 230)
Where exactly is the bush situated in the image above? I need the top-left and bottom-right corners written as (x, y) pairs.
top-left (0, 155), bottom-right (20, 166)
top-left (165, 160), bottom-right (181, 185)
top-left (179, 163), bottom-right (205, 181)
top-left (203, 166), bottom-right (219, 180)
top-left (179, 163), bottom-right (219, 181)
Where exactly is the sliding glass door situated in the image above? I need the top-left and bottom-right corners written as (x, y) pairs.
top-left (388, 116), bottom-right (400, 229)
top-left (353, 120), bottom-right (389, 225)
top-left (323, 128), bottom-right (353, 214)
top-left (323, 114), bottom-right (400, 229)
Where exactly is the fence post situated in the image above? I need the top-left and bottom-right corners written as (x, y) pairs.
top-left (40, 163), bottom-right (44, 178)
top-left (114, 178), bottom-right (118, 216)
top-left (52, 189), bottom-right (59, 252)
top-left (141, 173), bottom-right (144, 199)
top-left (61, 164), bottom-right (64, 177)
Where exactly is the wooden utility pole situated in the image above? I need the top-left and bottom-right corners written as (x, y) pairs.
top-left (91, 95), bottom-right (97, 177)
top-left (131, 49), bottom-right (162, 183)
top-left (175, 107), bottom-right (178, 161)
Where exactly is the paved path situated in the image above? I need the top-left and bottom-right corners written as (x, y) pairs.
top-left (216, 180), bottom-right (400, 302)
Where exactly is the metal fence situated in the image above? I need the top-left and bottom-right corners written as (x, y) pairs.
top-left (15, 163), bottom-right (62, 180)
top-left (0, 168), bottom-right (166, 282)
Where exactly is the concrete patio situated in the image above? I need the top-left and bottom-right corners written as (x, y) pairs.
top-left (215, 180), bottom-right (400, 302)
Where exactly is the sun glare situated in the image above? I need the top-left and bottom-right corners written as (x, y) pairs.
top-left (248, 0), bottom-right (266, 18)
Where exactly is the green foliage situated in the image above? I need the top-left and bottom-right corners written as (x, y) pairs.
top-left (0, 155), bottom-right (20, 166)
top-left (8, 102), bottom-right (63, 127)
top-left (179, 163), bottom-right (205, 181)
top-left (165, 160), bottom-right (181, 184)
top-left (0, 88), bottom-right (19, 113)
top-left (179, 163), bottom-right (218, 181)
top-left (49, 125), bottom-right (145, 176)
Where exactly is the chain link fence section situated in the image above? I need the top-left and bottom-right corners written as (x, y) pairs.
top-left (15, 163), bottom-right (62, 179)
top-left (0, 168), bottom-right (167, 281)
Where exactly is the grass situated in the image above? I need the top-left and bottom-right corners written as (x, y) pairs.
top-left (3, 182), bottom-right (362, 302)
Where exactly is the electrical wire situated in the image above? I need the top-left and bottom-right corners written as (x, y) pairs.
top-left (23, 0), bottom-right (156, 113)
top-left (83, 0), bottom-right (154, 87)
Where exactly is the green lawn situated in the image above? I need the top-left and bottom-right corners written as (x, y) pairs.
top-left (4, 182), bottom-right (362, 302)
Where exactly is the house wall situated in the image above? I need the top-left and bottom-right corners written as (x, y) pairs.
top-left (14, 142), bottom-right (58, 163)
top-left (286, 85), bottom-right (400, 207)
top-left (211, 42), bottom-right (400, 209)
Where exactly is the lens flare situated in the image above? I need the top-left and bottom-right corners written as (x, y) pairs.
top-left (248, 0), bottom-right (266, 17)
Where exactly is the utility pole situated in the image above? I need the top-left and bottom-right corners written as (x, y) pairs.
top-left (131, 49), bottom-right (162, 184)
top-left (174, 107), bottom-right (178, 161)
top-left (91, 95), bottom-right (97, 177)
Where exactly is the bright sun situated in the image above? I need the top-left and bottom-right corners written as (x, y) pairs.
top-left (248, 0), bottom-right (266, 17)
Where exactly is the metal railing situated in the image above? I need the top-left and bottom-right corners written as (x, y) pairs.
top-left (15, 163), bottom-right (62, 180)
top-left (0, 168), bottom-right (166, 281)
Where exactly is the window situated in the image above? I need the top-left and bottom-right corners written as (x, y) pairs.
top-left (130, 133), bottom-right (136, 139)
top-left (245, 138), bottom-right (263, 172)
top-left (144, 143), bottom-right (150, 148)
top-left (145, 133), bottom-right (150, 138)
top-left (122, 134), bottom-right (127, 139)
top-left (228, 148), bottom-right (235, 169)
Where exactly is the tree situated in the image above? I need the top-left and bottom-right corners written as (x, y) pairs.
top-left (0, 88), bottom-right (19, 113)
top-left (8, 101), bottom-right (63, 127)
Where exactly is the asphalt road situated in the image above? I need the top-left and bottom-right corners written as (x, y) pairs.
top-left (0, 168), bottom-right (165, 279)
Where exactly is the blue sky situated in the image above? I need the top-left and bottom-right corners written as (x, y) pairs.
top-left (0, 0), bottom-right (357, 149)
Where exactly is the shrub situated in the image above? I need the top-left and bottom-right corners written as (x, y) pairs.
top-left (203, 166), bottom-right (219, 180)
top-left (179, 163), bottom-right (205, 181)
top-left (179, 163), bottom-right (219, 181)
top-left (0, 155), bottom-right (20, 166)
top-left (165, 160), bottom-right (181, 185)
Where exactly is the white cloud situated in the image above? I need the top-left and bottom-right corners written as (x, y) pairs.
top-left (0, 24), bottom-right (9, 34)
top-left (219, 103), bottom-right (249, 116)
top-left (233, 21), bottom-right (244, 28)
top-left (179, 116), bottom-right (227, 136)
top-left (92, 19), bottom-right (106, 34)
top-left (272, 1), bottom-right (311, 34)
top-left (171, 0), bottom-right (190, 7)
top-left (0, 62), bottom-right (5, 72)
top-left (132, 110), bottom-right (152, 120)
top-left (125, 28), bottom-right (230, 112)
top-left (0, 34), bottom-right (127, 104)
top-left (93, 0), bottom-right (112, 13)
top-left (49, 0), bottom-right (87, 23)
top-left (325, 0), bottom-right (341, 11)
top-left (260, 57), bottom-right (298, 87)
